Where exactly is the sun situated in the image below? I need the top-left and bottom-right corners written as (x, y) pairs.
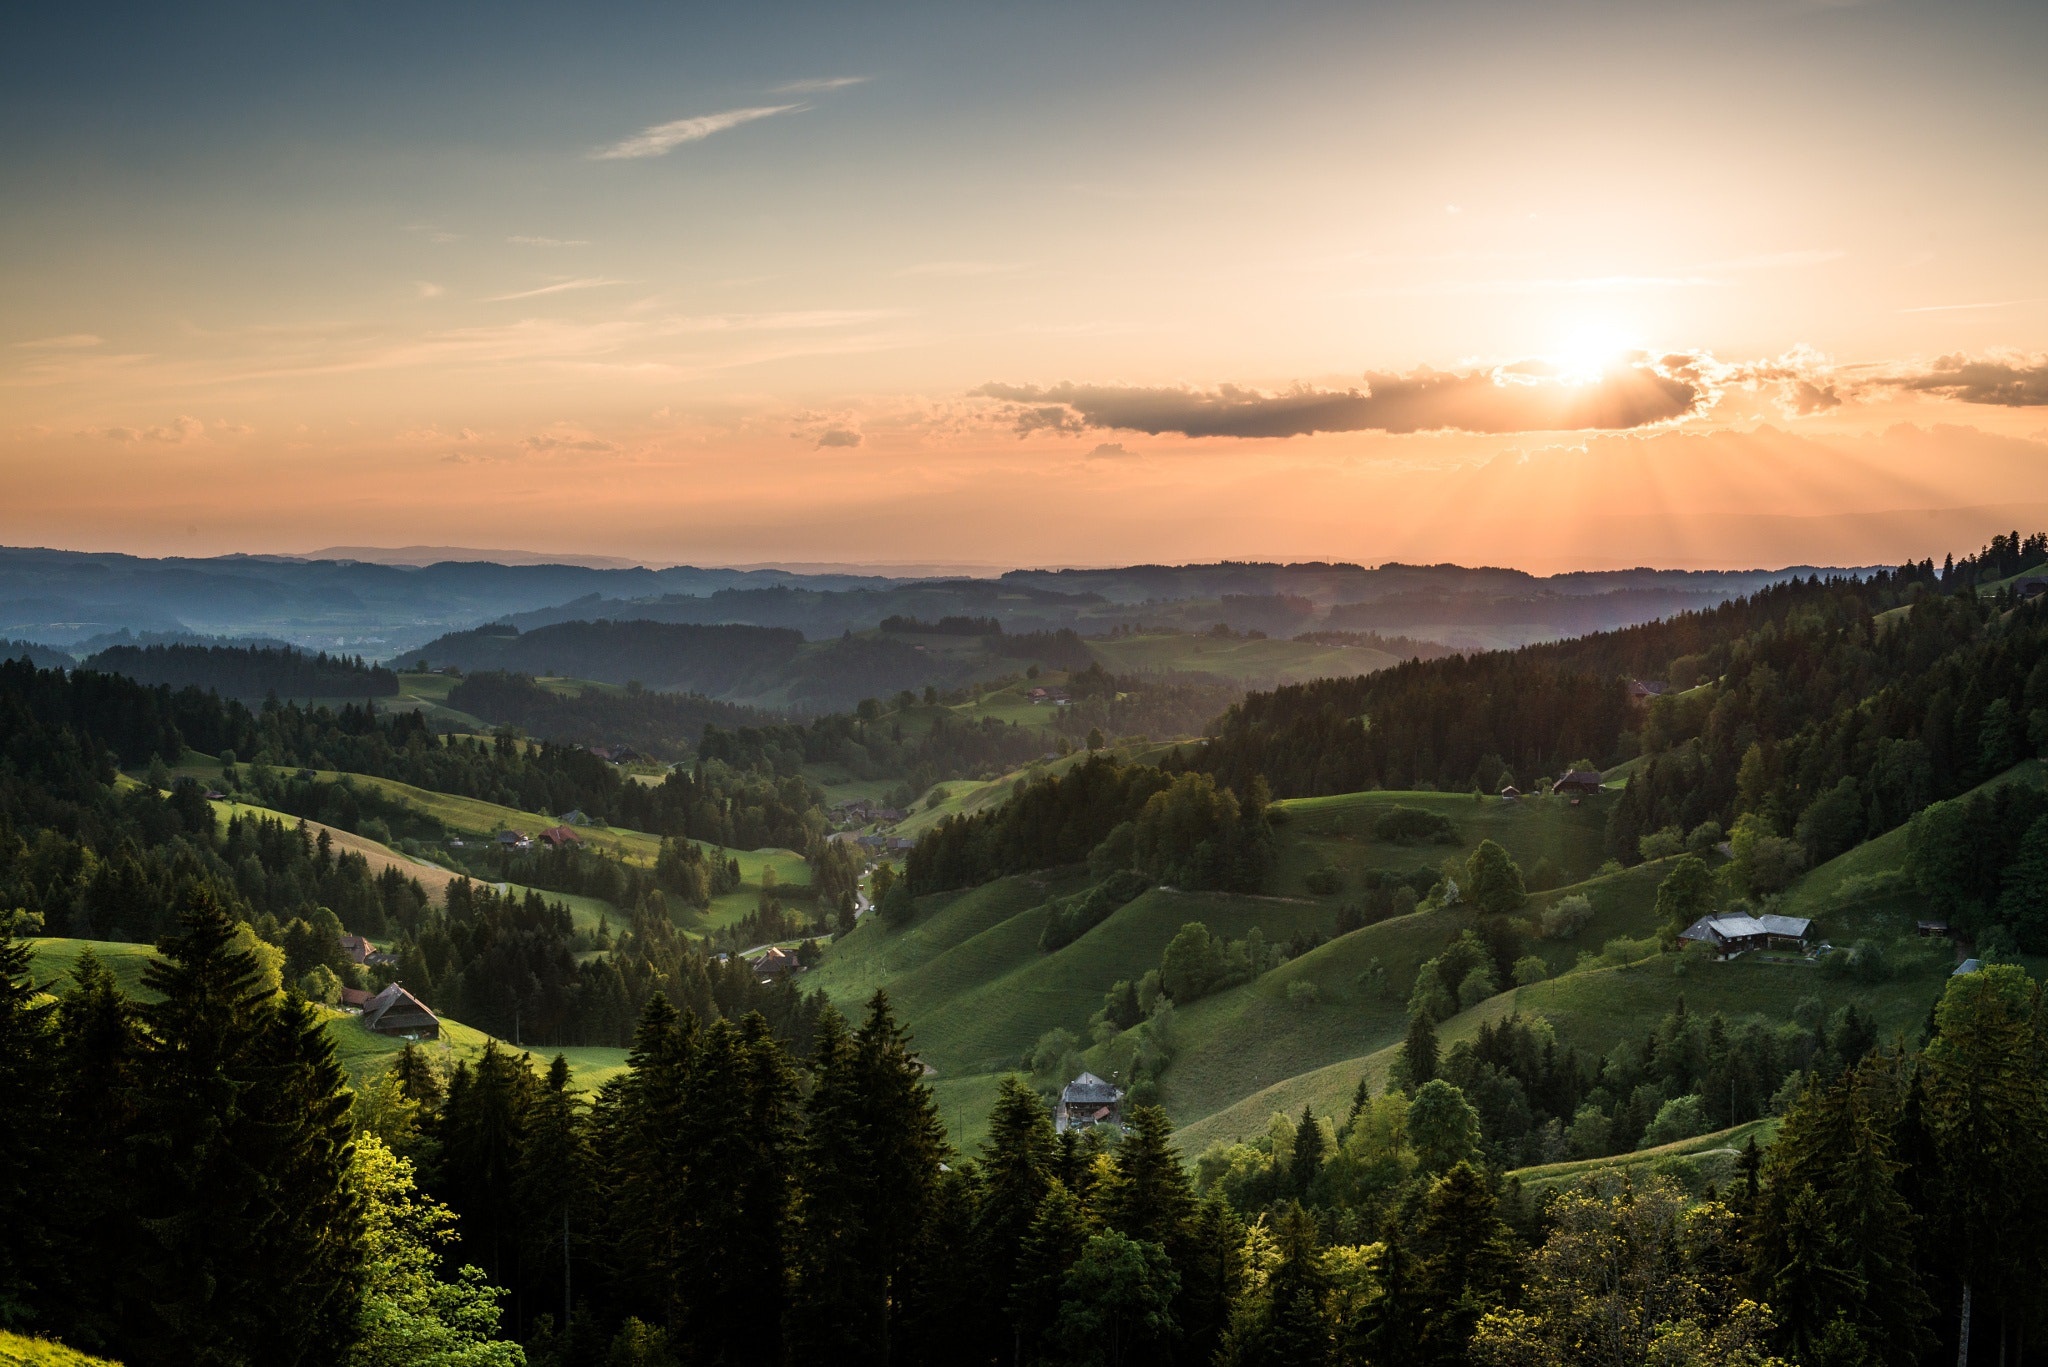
top-left (1548, 319), bottom-right (1641, 382)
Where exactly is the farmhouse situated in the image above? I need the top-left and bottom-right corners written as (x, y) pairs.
top-left (358, 983), bottom-right (439, 1039)
top-left (1553, 769), bottom-right (1605, 796)
top-left (1498, 785), bottom-right (1521, 802)
top-left (537, 825), bottom-right (581, 848)
top-left (1054, 1072), bottom-right (1125, 1134)
top-left (754, 946), bottom-right (800, 982)
top-left (496, 829), bottom-right (529, 849)
top-left (338, 933), bottom-right (397, 968)
top-left (1679, 913), bottom-right (1813, 958)
top-left (1628, 679), bottom-right (1669, 701)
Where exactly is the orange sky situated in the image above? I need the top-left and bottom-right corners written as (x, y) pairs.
top-left (4, 1), bottom-right (2046, 571)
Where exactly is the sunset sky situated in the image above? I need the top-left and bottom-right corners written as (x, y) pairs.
top-left (5, 0), bottom-right (2046, 571)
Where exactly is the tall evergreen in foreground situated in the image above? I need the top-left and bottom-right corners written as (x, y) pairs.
top-left (0, 924), bottom-right (58, 1332)
top-left (123, 891), bottom-right (363, 1366)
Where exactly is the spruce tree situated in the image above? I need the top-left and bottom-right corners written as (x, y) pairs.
top-left (0, 924), bottom-right (58, 1333)
top-left (1919, 965), bottom-right (2048, 1355)
top-left (978, 1075), bottom-right (1057, 1359)
top-left (439, 1042), bottom-right (537, 1303)
top-left (515, 1054), bottom-right (590, 1347)
top-left (122, 891), bottom-right (365, 1366)
top-left (1749, 1053), bottom-right (1933, 1365)
top-left (1402, 1010), bottom-right (1439, 1090)
top-left (1100, 1105), bottom-right (1196, 1250)
top-left (1011, 1183), bottom-right (1090, 1363)
top-left (1409, 1161), bottom-right (1518, 1366)
top-left (1290, 1105), bottom-right (1325, 1200)
top-left (49, 948), bottom-right (140, 1353)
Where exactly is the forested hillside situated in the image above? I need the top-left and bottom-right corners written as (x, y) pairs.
top-left (81, 642), bottom-right (399, 702)
top-left (5, 537), bottom-right (2048, 1366)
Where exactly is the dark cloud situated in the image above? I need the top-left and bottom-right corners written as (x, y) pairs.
top-left (1899, 355), bottom-right (2048, 407)
top-left (1086, 441), bottom-right (1132, 458)
top-left (816, 427), bottom-right (864, 448)
top-left (974, 363), bottom-right (1700, 439)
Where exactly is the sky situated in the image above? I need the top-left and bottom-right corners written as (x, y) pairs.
top-left (3, 0), bottom-right (2046, 572)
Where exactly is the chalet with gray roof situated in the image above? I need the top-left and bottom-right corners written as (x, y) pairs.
top-left (1054, 1072), bottom-right (1124, 1134)
top-left (358, 983), bottom-right (440, 1039)
top-left (1679, 912), bottom-right (1812, 958)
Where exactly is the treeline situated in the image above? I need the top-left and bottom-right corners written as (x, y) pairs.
top-left (445, 671), bottom-right (771, 761)
top-left (906, 758), bottom-right (1275, 896)
top-left (697, 708), bottom-right (1051, 797)
top-left (10, 913), bottom-right (2043, 1367)
top-left (1195, 564), bottom-right (1940, 800)
top-left (85, 642), bottom-right (400, 700)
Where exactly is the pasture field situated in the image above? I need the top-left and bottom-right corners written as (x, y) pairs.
top-left (1273, 788), bottom-right (1612, 895)
top-left (1507, 1117), bottom-right (1784, 1196)
top-left (1089, 632), bottom-right (1402, 686)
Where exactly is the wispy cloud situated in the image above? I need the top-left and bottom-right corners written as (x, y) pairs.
top-left (13, 333), bottom-right (103, 350)
top-left (770, 76), bottom-right (869, 95)
top-left (1898, 298), bottom-right (2029, 314)
top-left (483, 277), bottom-right (631, 302)
top-left (1895, 354), bottom-right (2048, 406)
top-left (509, 236), bottom-right (590, 248)
top-left (896, 260), bottom-right (1027, 278)
top-left (525, 431), bottom-right (620, 453)
top-left (591, 105), bottom-right (804, 160)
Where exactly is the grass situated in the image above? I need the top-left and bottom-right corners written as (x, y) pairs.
top-left (27, 938), bottom-right (157, 997)
top-left (1273, 789), bottom-right (1613, 896)
top-left (325, 1008), bottom-right (630, 1094)
top-left (1507, 1117), bottom-right (1783, 1195)
top-left (1089, 633), bottom-right (1402, 686)
top-left (0, 1333), bottom-right (121, 1367)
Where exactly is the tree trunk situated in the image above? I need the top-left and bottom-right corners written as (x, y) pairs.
top-left (1959, 1281), bottom-right (1973, 1367)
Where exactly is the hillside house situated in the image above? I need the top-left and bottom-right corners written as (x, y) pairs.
top-left (557, 809), bottom-right (590, 826)
top-left (338, 933), bottom-right (397, 968)
top-left (496, 829), bottom-right (529, 849)
top-left (358, 983), bottom-right (440, 1039)
top-left (340, 986), bottom-right (371, 1009)
top-left (1498, 785), bottom-right (1521, 802)
top-left (754, 947), bottom-right (800, 982)
top-left (538, 825), bottom-right (581, 848)
top-left (1553, 770), bottom-right (1605, 796)
top-left (1054, 1072), bottom-right (1125, 1134)
top-left (1629, 679), bottom-right (1670, 701)
top-left (1679, 913), bottom-right (1812, 958)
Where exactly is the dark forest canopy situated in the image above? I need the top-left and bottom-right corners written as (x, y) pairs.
top-left (82, 642), bottom-right (400, 701)
top-left (445, 671), bottom-right (772, 761)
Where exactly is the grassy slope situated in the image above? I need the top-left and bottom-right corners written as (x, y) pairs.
top-left (0, 1333), bottom-right (121, 1367)
top-left (1507, 1116), bottom-right (1784, 1195)
top-left (1272, 789), bottom-right (1613, 897)
top-left (1089, 633), bottom-right (1402, 685)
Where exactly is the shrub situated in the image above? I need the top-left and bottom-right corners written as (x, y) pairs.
top-left (1539, 893), bottom-right (1595, 940)
top-left (1601, 935), bottom-right (1659, 967)
top-left (1371, 806), bottom-right (1459, 845)
top-left (1303, 866), bottom-right (1344, 896)
top-left (1286, 980), bottom-right (1320, 1009)
top-left (1456, 965), bottom-right (1499, 1010)
top-left (1639, 1094), bottom-right (1709, 1149)
top-left (1512, 955), bottom-right (1550, 986)
top-left (1637, 826), bottom-right (1685, 861)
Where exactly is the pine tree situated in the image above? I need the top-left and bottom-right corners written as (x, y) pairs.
top-left (0, 924), bottom-right (58, 1333)
top-left (1748, 1054), bottom-right (1933, 1366)
top-left (1099, 1104), bottom-right (1196, 1251)
top-left (439, 1042), bottom-right (537, 1304)
top-left (1401, 1010), bottom-right (1439, 1089)
top-left (121, 891), bottom-right (366, 1366)
top-left (1919, 965), bottom-right (2048, 1354)
top-left (978, 1075), bottom-right (1057, 1360)
top-left (1012, 1183), bottom-right (1090, 1363)
top-left (48, 948), bottom-right (140, 1353)
top-left (1409, 1161), bottom-right (1518, 1366)
top-left (515, 1054), bottom-right (590, 1348)
top-left (1223, 1203), bottom-right (1334, 1367)
top-left (1290, 1105), bottom-right (1325, 1199)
